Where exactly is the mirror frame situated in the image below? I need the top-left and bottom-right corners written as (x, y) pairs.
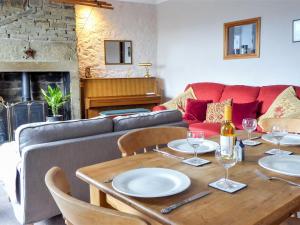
top-left (104, 40), bottom-right (133, 65)
top-left (224, 17), bottom-right (261, 60)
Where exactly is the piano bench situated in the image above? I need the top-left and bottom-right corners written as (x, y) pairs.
top-left (99, 108), bottom-right (151, 118)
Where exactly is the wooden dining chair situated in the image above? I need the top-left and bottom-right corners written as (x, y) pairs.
top-left (118, 126), bottom-right (188, 157)
top-left (45, 167), bottom-right (149, 225)
top-left (259, 118), bottom-right (300, 133)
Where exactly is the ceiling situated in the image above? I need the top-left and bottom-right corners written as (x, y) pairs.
top-left (117, 0), bottom-right (169, 4)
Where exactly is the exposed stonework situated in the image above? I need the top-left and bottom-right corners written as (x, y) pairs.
top-left (75, 1), bottom-right (157, 78)
top-left (0, 0), bottom-right (80, 118)
top-left (0, 0), bottom-right (77, 61)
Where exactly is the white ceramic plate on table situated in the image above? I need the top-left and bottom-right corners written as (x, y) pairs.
top-left (168, 139), bottom-right (219, 154)
top-left (262, 133), bottom-right (300, 146)
top-left (112, 168), bottom-right (191, 198)
top-left (258, 155), bottom-right (300, 177)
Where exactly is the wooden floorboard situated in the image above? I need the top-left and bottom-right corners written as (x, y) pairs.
top-left (0, 184), bottom-right (64, 225)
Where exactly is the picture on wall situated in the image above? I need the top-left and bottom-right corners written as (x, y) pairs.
top-left (223, 17), bottom-right (261, 60)
top-left (293, 19), bottom-right (300, 42)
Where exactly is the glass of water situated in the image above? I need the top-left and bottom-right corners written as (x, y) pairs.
top-left (271, 125), bottom-right (288, 152)
top-left (187, 131), bottom-right (205, 164)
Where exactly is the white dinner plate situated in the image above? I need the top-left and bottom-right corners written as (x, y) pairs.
top-left (262, 133), bottom-right (300, 146)
top-left (112, 168), bottom-right (191, 198)
top-left (258, 155), bottom-right (300, 177)
top-left (168, 139), bottom-right (219, 154)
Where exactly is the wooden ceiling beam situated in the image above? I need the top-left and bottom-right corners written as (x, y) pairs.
top-left (51, 0), bottom-right (114, 9)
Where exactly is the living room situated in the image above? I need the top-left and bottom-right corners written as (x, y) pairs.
top-left (0, 0), bottom-right (300, 225)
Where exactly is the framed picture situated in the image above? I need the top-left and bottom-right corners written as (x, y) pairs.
top-left (293, 19), bottom-right (300, 42)
top-left (224, 17), bottom-right (261, 60)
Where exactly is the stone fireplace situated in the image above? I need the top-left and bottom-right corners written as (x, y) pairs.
top-left (0, 0), bottom-right (81, 143)
top-left (0, 70), bottom-right (72, 142)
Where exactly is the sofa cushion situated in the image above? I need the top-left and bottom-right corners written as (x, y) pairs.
top-left (162, 88), bottom-right (196, 113)
top-left (257, 85), bottom-right (300, 115)
top-left (16, 117), bottom-right (113, 153)
top-left (183, 99), bottom-right (211, 122)
top-left (220, 85), bottom-right (260, 103)
top-left (189, 122), bottom-right (221, 138)
top-left (206, 99), bottom-right (232, 123)
top-left (113, 110), bottom-right (182, 132)
top-left (186, 82), bottom-right (225, 102)
top-left (258, 87), bottom-right (300, 127)
top-left (153, 105), bottom-right (167, 111)
top-left (232, 101), bottom-right (259, 130)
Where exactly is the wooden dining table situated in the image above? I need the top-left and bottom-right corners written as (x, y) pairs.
top-left (76, 132), bottom-right (300, 225)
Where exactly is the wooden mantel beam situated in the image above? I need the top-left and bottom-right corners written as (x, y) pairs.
top-left (51, 0), bottom-right (114, 9)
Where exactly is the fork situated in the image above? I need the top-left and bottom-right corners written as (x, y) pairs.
top-left (104, 165), bottom-right (145, 183)
top-left (153, 149), bottom-right (185, 160)
top-left (255, 170), bottom-right (300, 187)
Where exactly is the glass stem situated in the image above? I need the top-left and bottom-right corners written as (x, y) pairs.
top-left (248, 132), bottom-right (251, 140)
top-left (225, 168), bottom-right (229, 183)
top-left (278, 140), bottom-right (280, 151)
top-left (194, 147), bottom-right (197, 158)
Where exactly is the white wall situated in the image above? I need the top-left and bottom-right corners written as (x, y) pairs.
top-left (157, 0), bottom-right (300, 98)
top-left (76, 1), bottom-right (157, 77)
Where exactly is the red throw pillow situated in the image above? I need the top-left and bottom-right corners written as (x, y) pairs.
top-left (232, 101), bottom-right (259, 130)
top-left (183, 99), bottom-right (212, 122)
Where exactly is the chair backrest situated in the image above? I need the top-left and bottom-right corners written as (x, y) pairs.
top-left (259, 118), bottom-right (300, 133)
top-left (45, 167), bottom-right (149, 225)
top-left (118, 126), bottom-right (188, 157)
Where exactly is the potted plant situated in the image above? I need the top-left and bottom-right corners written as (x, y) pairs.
top-left (41, 85), bottom-right (70, 122)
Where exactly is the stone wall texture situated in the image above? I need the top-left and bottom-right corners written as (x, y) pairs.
top-left (75, 1), bottom-right (157, 78)
top-left (0, 0), bottom-right (80, 118)
top-left (0, 0), bottom-right (77, 61)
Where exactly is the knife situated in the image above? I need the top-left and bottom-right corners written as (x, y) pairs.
top-left (249, 136), bottom-right (261, 140)
top-left (161, 191), bottom-right (211, 214)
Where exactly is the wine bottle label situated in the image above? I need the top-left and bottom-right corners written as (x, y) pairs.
top-left (220, 136), bottom-right (234, 153)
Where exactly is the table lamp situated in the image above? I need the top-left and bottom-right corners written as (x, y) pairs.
top-left (139, 63), bottom-right (152, 78)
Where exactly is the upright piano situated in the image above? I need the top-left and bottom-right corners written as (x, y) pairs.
top-left (80, 77), bottom-right (162, 119)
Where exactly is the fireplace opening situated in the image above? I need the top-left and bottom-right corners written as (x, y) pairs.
top-left (0, 72), bottom-right (71, 144)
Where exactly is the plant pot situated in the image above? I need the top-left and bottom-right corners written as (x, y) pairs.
top-left (46, 115), bottom-right (63, 122)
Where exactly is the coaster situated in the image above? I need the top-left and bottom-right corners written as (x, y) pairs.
top-left (182, 157), bottom-right (211, 167)
top-left (265, 149), bottom-right (293, 155)
top-left (242, 140), bottom-right (262, 146)
top-left (209, 178), bottom-right (247, 194)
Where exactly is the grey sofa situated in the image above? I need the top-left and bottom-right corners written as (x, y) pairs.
top-left (0, 110), bottom-right (187, 224)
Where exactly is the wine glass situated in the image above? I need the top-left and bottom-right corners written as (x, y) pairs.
top-left (215, 145), bottom-right (238, 189)
top-left (187, 131), bottom-right (205, 164)
top-left (242, 118), bottom-right (258, 141)
top-left (271, 125), bottom-right (288, 152)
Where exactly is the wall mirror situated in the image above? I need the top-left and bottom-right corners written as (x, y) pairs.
top-left (104, 40), bottom-right (132, 65)
top-left (224, 17), bottom-right (261, 60)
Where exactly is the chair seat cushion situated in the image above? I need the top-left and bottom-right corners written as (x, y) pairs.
top-left (189, 122), bottom-right (221, 138)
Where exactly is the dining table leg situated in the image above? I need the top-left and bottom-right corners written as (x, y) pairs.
top-left (89, 185), bottom-right (110, 208)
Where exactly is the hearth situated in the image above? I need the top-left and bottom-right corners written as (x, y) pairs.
top-left (0, 72), bottom-right (71, 143)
